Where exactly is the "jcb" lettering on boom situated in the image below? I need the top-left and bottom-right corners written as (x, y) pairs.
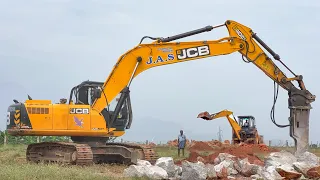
top-left (176, 45), bottom-right (210, 60)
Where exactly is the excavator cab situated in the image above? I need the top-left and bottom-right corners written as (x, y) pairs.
top-left (68, 80), bottom-right (133, 132)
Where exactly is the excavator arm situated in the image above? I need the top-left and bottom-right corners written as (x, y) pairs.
top-left (91, 20), bottom-right (315, 156)
top-left (197, 110), bottom-right (242, 141)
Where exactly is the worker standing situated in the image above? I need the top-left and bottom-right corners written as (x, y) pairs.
top-left (177, 130), bottom-right (186, 157)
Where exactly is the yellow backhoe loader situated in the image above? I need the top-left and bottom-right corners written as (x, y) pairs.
top-left (197, 110), bottom-right (264, 144)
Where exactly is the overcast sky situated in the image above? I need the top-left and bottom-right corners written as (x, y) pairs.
top-left (1, 0), bottom-right (319, 144)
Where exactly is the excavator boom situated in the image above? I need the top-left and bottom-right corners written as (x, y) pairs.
top-left (90, 20), bottom-right (315, 155)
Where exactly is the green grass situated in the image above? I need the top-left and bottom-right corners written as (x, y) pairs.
top-left (154, 145), bottom-right (190, 161)
top-left (0, 144), bottom-right (147, 180)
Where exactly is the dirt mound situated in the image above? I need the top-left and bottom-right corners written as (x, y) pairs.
top-left (208, 140), bottom-right (223, 147)
top-left (175, 143), bottom-right (278, 166)
top-left (189, 141), bottom-right (214, 151)
top-left (167, 139), bottom-right (191, 147)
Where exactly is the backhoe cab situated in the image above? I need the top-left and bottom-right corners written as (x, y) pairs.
top-left (236, 116), bottom-right (261, 144)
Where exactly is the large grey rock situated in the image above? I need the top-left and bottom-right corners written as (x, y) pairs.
top-left (205, 164), bottom-right (217, 179)
top-left (293, 162), bottom-right (315, 178)
top-left (124, 165), bottom-right (149, 178)
top-left (181, 161), bottom-right (207, 180)
top-left (174, 165), bottom-right (182, 177)
top-left (260, 166), bottom-right (284, 180)
top-left (214, 159), bottom-right (238, 178)
top-left (155, 157), bottom-right (176, 178)
top-left (213, 153), bottom-right (236, 165)
top-left (293, 151), bottom-right (320, 179)
top-left (123, 164), bottom-right (168, 179)
top-left (234, 157), bottom-right (262, 177)
top-left (137, 159), bottom-right (151, 166)
top-left (296, 151), bottom-right (320, 166)
top-left (147, 165), bottom-right (170, 179)
top-left (265, 150), bottom-right (297, 168)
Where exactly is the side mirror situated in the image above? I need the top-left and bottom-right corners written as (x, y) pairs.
top-left (92, 88), bottom-right (102, 99)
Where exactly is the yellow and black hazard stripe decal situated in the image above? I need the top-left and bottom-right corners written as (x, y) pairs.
top-left (14, 110), bottom-right (20, 125)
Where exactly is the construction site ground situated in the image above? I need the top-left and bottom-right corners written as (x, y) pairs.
top-left (1, 140), bottom-right (320, 180)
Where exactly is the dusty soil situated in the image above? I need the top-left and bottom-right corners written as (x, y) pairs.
top-left (189, 141), bottom-right (214, 151)
top-left (174, 141), bottom-right (278, 166)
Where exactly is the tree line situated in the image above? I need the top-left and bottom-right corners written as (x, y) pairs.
top-left (0, 130), bottom-right (70, 145)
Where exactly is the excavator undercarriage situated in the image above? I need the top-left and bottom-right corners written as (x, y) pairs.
top-left (26, 137), bottom-right (158, 165)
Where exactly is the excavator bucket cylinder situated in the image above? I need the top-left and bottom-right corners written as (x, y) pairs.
top-left (197, 111), bottom-right (211, 120)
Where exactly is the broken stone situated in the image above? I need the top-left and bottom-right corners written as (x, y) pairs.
top-left (174, 165), bottom-right (182, 178)
top-left (147, 165), bottom-right (170, 179)
top-left (306, 166), bottom-right (320, 179)
top-left (234, 158), bottom-right (262, 177)
top-left (123, 164), bottom-right (168, 179)
top-left (276, 163), bottom-right (302, 179)
top-left (214, 159), bottom-right (238, 178)
top-left (251, 174), bottom-right (264, 180)
top-left (181, 161), bottom-right (207, 180)
top-left (205, 164), bottom-right (217, 179)
top-left (293, 161), bottom-right (317, 178)
top-left (124, 165), bottom-right (149, 178)
top-left (214, 153), bottom-right (236, 165)
top-left (227, 175), bottom-right (236, 179)
top-left (264, 150), bottom-right (297, 168)
top-left (197, 156), bottom-right (205, 163)
top-left (137, 159), bottom-right (151, 166)
top-left (216, 166), bottom-right (228, 179)
top-left (155, 157), bottom-right (176, 178)
top-left (297, 151), bottom-right (320, 166)
top-left (260, 166), bottom-right (284, 180)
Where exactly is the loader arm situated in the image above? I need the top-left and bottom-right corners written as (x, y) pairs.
top-left (92, 20), bottom-right (315, 156)
top-left (197, 110), bottom-right (242, 140)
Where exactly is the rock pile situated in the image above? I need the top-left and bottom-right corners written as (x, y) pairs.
top-left (124, 151), bottom-right (320, 179)
top-left (175, 143), bottom-right (275, 167)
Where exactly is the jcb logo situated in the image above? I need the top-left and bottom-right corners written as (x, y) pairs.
top-left (176, 45), bottom-right (210, 60)
top-left (70, 108), bottom-right (89, 114)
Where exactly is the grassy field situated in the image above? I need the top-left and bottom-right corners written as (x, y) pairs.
top-left (1, 144), bottom-right (320, 180)
top-left (0, 144), bottom-right (147, 180)
top-left (0, 144), bottom-right (193, 180)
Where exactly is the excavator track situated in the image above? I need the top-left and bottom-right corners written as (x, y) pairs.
top-left (101, 142), bottom-right (159, 164)
top-left (26, 142), bottom-right (93, 165)
top-left (26, 141), bottom-right (158, 166)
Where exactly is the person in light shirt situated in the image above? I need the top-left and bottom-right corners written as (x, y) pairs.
top-left (177, 130), bottom-right (186, 157)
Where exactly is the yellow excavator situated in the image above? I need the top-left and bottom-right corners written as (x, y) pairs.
top-left (197, 110), bottom-right (264, 145)
top-left (6, 20), bottom-right (315, 165)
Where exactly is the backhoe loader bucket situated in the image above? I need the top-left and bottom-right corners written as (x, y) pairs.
top-left (197, 111), bottom-right (212, 120)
